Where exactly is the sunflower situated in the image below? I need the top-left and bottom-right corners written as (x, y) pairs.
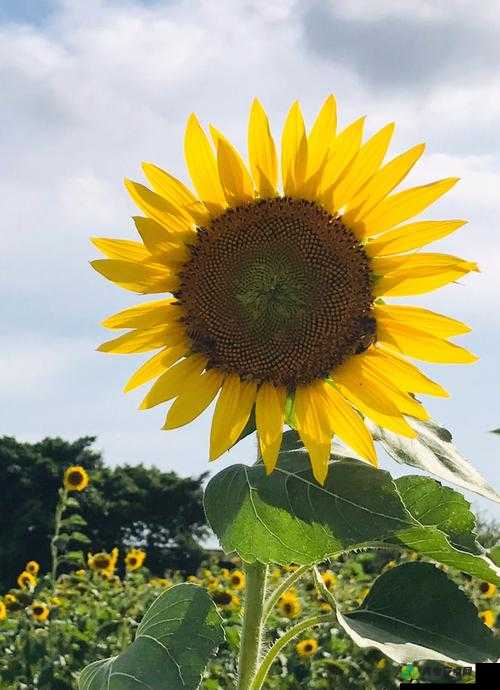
top-left (125, 548), bottom-right (146, 572)
top-left (296, 638), bottom-right (319, 659)
top-left (63, 466), bottom-right (89, 492)
top-left (31, 602), bottom-right (50, 622)
top-left (229, 569), bottom-right (246, 590)
top-left (480, 610), bottom-right (496, 628)
top-left (211, 589), bottom-right (240, 610)
top-left (4, 594), bottom-right (17, 608)
top-left (321, 570), bottom-right (336, 590)
top-left (479, 581), bottom-right (497, 599)
top-left (92, 96), bottom-right (476, 483)
top-left (0, 601), bottom-right (6, 622)
top-left (87, 551), bottom-right (113, 572)
top-left (17, 571), bottom-right (37, 591)
top-left (25, 560), bottom-right (40, 576)
top-left (278, 592), bottom-right (301, 619)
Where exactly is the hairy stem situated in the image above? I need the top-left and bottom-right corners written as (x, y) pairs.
top-left (237, 562), bottom-right (268, 690)
top-left (250, 614), bottom-right (335, 690)
top-left (50, 488), bottom-right (68, 587)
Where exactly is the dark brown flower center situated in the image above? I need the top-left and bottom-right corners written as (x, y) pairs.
top-left (68, 470), bottom-right (84, 485)
top-left (94, 557), bottom-right (110, 569)
top-left (177, 198), bottom-right (374, 388)
top-left (33, 606), bottom-right (45, 616)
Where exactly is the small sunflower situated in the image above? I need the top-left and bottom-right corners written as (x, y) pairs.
top-left (149, 577), bottom-right (172, 588)
top-left (376, 658), bottom-right (387, 670)
top-left (17, 571), bottom-right (37, 591)
top-left (63, 466), bottom-right (89, 492)
top-left (125, 548), bottom-right (146, 572)
top-left (4, 593), bottom-right (17, 608)
top-left (480, 610), bottom-right (496, 628)
top-left (479, 581), bottom-right (497, 599)
top-left (229, 570), bottom-right (246, 590)
top-left (25, 561), bottom-right (40, 576)
top-left (278, 592), bottom-right (301, 619)
top-left (0, 601), bottom-right (6, 622)
top-left (296, 638), bottom-right (319, 659)
top-left (31, 602), bottom-right (50, 622)
top-left (87, 551), bottom-right (112, 572)
top-left (321, 570), bottom-right (336, 590)
top-left (92, 97), bottom-right (476, 484)
top-left (212, 589), bottom-right (240, 610)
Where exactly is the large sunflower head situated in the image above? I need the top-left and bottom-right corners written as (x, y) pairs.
top-left (92, 96), bottom-right (477, 484)
top-left (17, 571), bottom-right (37, 591)
top-left (125, 548), bottom-right (146, 572)
top-left (63, 466), bottom-right (89, 492)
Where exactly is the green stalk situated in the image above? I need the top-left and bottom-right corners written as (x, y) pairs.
top-left (262, 565), bottom-right (309, 623)
top-left (237, 561), bottom-right (268, 690)
top-left (50, 487), bottom-right (68, 587)
top-left (250, 614), bottom-right (335, 690)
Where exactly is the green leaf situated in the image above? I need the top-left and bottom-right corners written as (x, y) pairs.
top-left (393, 476), bottom-right (500, 584)
top-left (337, 562), bottom-right (500, 664)
top-left (204, 454), bottom-right (412, 564)
top-left (368, 416), bottom-right (500, 503)
top-left (60, 514), bottom-right (87, 528)
top-left (68, 531), bottom-right (91, 544)
top-left (64, 496), bottom-right (81, 508)
top-left (78, 583), bottom-right (224, 690)
top-left (58, 550), bottom-right (84, 564)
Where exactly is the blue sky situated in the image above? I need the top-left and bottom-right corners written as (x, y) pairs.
top-left (2, 0), bottom-right (500, 520)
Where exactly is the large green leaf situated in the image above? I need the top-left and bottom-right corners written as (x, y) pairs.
top-left (338, 562), bottom-right (500, 664)
top-left (368, 416), bottom-right (500, 503)
top-left (205, 454), bottom-right (500, 584)
top-left (205, 454), bottom-right (414, 565)
top-left (78, 584), bottom-right (224, 690)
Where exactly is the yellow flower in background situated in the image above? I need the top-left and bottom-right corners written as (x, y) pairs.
top-left (229, 570), bottom-right (246, 590)
top-left (26, 561), bottom-right (40, 576)
top-left (17, 571), bottom-right (37, 590)
top-left (87, 551), bottom-right (113, 572)
top-left (50, 597), bottom-right (62, 606)
top-left (0, 601), bottom-right (6, 621)
top-left (479, 582), bottom-right (497, 599)
top-left (211, 589), bottom-right (240, 610)
top-left (321, 570), bottom-right (336, 590)
top-left (376, 658), bottom-right (387, 670)
top-left (92, 96), bottom-right (476, 484)
top-left (296, 639), bottom-right (319, 659)
top-left (125, 548), bottom-right (146, 572)
top-left (75, 569), bottom-right (86, 577)
top-left (480, 610), bottom-right (496, 628)
top-left (63, 466), bottom-right (89, 492)
top-left (149, 578), bottom-right (172, 588)
top-left (278, 592), bottom-right (301, 619)
top-left (4, 594), bottom-right (17, 608)
top-left (31, 602), bottom-right (50, 622)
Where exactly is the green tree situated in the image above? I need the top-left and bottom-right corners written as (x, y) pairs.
top-left (0, 436), bottom-right (208, 591)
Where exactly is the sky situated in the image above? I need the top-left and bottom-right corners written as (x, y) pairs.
top-left (2, 0), bottom-right (500, 520)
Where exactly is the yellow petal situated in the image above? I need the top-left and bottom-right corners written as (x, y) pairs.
top-left (247, 98), bottom-right (278, 198)
top-left (368, 346), bottom-right (448, 397)
top-left (209, 375), bottom-right (257, 460)
top-left (256, 383), bottom-right (286, 474)
top-left (141, 163), bottom-right (210, 225)
top-left (317, 117), bottom-right (366, 211)
top-left (102, 299), bottom-right (179, 330)
top-left (124, 179), bottom-right (194, 235)
top-left (91, 237), bottom-right (150, 262)
top-left (372, 252), bottom-right (477, 275)
top-left (184, 113), bottom-right (226, 215)
top-left (294, 383), bottom-right (332, 484)
top-left (358, 177), bottom-right (459, 237)
top-left (91, 259), bottom-right (179, 294)
top-left (320, 381), bottom-right (377, 465)
top-left (139, 355), bottom-right (207, 409)
top-left (210, 125), bottom-right (255, 206)
top-left (333, 358), bottom-right (416, 437)
top-left (133, 217), bottom-right (191, 262)
top-left (164, 368), bottom-right (224, 429)
top-left (374, 304), bottom-right (471, 337)
top-left (344, 143), bottom-right (425, 225)
top-left (281, 101), bottom-right (308, 196)
top-left (333, 123), bottom-right (395, 211)
top-left (306, 94), bottom-right (337, 180)
top-left (98, 323), bottom-right (184, 354)
top-left (366, 219), bottom-right (467, 257)
top-left (376, 321), bottom-right (478, 364)
top-left (373, 259), bottom-right (477, 297)
top-left (124, 344), bottom-right (187, 392)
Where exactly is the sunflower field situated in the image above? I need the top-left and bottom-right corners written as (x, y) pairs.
top-left (0, 466), bottom-right (498, 689)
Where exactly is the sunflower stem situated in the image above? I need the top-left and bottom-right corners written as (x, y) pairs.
top-left (237, 561), bottom-right (268, 690)
top-left (50, 487), bottom-right (68, 589)
top-left (262, 565), bottom-right (309, 623)
top-left (250, 614), bottom-right (335, 690)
